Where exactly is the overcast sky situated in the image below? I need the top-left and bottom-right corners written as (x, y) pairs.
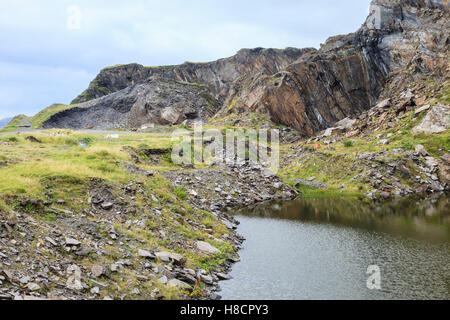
top-left (0, 0), bottom-right (371, 119)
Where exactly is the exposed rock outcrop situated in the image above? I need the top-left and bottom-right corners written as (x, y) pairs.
top-left (218, 0), bottom-right (449, 135)
top-left (44, 78), bottom-right (218, 129)
top-left (71, 48), bottom-right (311, 105)
top-left (40, 0), bottom-right (449, 136)
top-left (47, 48), bottom-right (310, 130)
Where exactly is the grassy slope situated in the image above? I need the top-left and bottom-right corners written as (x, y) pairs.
top-left (0, 104), bottom-right (77, 132)
top-left (0, 130), bottom-right (234, 299)
top-left (30, 103), bottom-right (77, 129)
top-left (0, 114), bottom-right (29, 132)
top-left (280, 104), bottom-right (450, 196)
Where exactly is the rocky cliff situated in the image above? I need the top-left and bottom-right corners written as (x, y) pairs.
top-left (72, 48), bottom-right (312, 105)
top-left (41, 0), bottom-right (448, 134)
top-left (218, 0), bottom-right (449, 135)
top-left (43, 79), bottom-right (218, 129)
top-left (53, 48), bottom-right (310, 129)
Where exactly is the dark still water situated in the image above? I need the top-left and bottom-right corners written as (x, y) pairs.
top-left (220, 196), bottom-right (450, 300)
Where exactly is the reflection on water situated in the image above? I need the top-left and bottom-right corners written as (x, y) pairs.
top-left (220, 195), bottom-right (450, 300)
top-left (240, 196), bottom-right (450, 243)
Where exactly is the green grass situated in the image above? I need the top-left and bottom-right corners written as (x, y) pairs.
top-left (281, 150), bottom-right (367, 194)
top-left (0, 129), bottom-right (237, 299)
top-left (343, 140), bottom-right (353, 148)
top-left (1, 104), bottom-right (79, 132)
top-left (0, 132), bottom-right (137, 205)
top-left (44, 213), bottom-right (57, 221)
top-left (436, 84), bottom-right (450, 104)
top-left (174, 187), bottom-right (188, 200)
top-left (102, 63), bottom-right (179, 72)
top-left (147, 64), bottom-right (179, 70)
top-left (101, 64), bottom-right (128, 70)
top-left (4, 136), bottom-right (19, 142)
top-left (390, 131), bottom-right (450, 158)
top-left (295, 184), bottom-right (360, 198)
top-left (0, 115), bottom-right (28, 132)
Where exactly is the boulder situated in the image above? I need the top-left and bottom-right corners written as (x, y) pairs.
top-left (91, 265), bottom-right (105, 278)
top-left (195, 241), bottom-right (220, 254)
top-left (412, 104), bottom-right (450, 134)
top-left (335, 117), bottom-right (357, 130)
top-left (101, 202), bottom-right (114, 210)
top-left (65, 237), bottom-right (81, 246)
top-left (414, 144), bottom-right (429, 157)
top-left (161, 107), bottom-right (182, 125)
top-left (26, 283), bottom-right (41, 291)
top-left (167, 279), bottom-right (191, 289)
top-left (414, 96), bottom-right (427, 106)
top-left (216, 272), bottom-right (232, 281)
top-left (323, 127), bottom-right (345, 137)
top-left (155, 251), bottom-right (185, 265)
top-left (25, 136), bottom-right (42, 143)
top-left (425, 157), bottom-right (438, 168)
top-left (66, 265), bottom-right (83, 291)
top-left (375, 99), bottom-right (391, 109)
top-left (377, 139), bottom-right (390, 145)
top-left (159, 276), bottom-right (168, 284)
top-left (345, 130), bottom-right (360, 138)
top-left (414, 104), bottom-right (431, 115)
top-left (396, 96), bottom-right (414, 113)
top-left (138, 249), bottom-right (155, 259)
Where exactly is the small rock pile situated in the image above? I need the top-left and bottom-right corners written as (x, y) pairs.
top-left (163, 160), bottom-right (298, 215)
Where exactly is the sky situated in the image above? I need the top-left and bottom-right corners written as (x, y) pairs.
top-left (0, 0), bottom-right (371, 119)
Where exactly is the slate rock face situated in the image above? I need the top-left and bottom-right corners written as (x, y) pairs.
top-left (71, 63), bottom-right (161, 104)
top-left (358, 0), bottom-right (449, 73)
top-left (43, 78), bottom-right (218, 129)
top-left (45, 47), bottom-right (309, 130)
top-left (256, 49), bottom-right (385, 135)
top-left (71, 48), bottom-right (311, 105)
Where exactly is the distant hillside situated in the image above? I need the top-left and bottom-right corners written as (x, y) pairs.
top-left (0, 115), bottom-right (29, 132)
top-left (0, 103), bottom-right (74, 132)
top-left (0, 117), bottom-right (13, 129)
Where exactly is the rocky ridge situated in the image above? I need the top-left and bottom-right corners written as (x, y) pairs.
top-left (50, 48), bottom-right (311, 129)
top-left (71, 48), bottom-right (312, 105)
